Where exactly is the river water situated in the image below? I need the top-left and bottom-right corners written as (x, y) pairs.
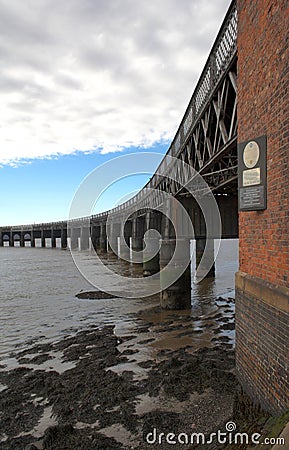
top-left (0, 240), bottom-right (238, 369)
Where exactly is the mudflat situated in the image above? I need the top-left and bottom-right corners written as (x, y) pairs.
top-left (0, 300), bottom-right (240, 450)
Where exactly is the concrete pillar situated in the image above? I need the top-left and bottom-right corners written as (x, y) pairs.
top-left (90, 225), bottom-right (98, 251)
top-left (107, 236), bottom-right (118, 256)
top-left (61, 228), bottom-right (67, 249)
top-left (195, 238), bottom-right (215, 278)
top-left (130, 237), bottom-right (143, 262)
top-left (20, 231), bottom-right (25, 247)
top-left (106, 221), bottom-right (119, 257)
top-left (30, 231), bottom-right (35, 247)
top-left (99, 223), bottom-right (107, 253)
top-left (159, 238), bottom-right (191, 310)
top-left (80, 227), bottom-right (90, 251)
top-left (51, 228), bottom-right (56, 248)
top-left (143, 237), bottom-right (160, 276)
top-left (129, 217), bottom-right (143, 263)
top-left (8, 233), bottom-right (12, 247)
top-left (41, 230), bottom-right (46, 248)
top-left (70, 228), bottom-right (79, 250)
top-left (130, 236), bottom-right (143, 251)
top-left (117, 236), bottom-right (130, 261)
top-left (143, 211), bottom-right (161, 275)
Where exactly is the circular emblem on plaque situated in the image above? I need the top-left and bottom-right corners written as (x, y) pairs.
top-left (243, 141), bottom-right (260, 168)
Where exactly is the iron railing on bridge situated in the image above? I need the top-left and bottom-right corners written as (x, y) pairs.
top-left (103, 0), bottom-right (237, 218)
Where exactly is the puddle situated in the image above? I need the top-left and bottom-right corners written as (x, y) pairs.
top-left (99, 423), bottom-right (139, 449)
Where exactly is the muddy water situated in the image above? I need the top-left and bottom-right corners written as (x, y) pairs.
top-left (0, 240), bottom-right (238, 367)
top-left (0, 240), bottom-right (238, 449)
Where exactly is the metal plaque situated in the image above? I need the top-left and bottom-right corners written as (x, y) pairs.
top-left (238, 135), bottom-right (267, 211)
top-left (243, 141), bottom-right (260, 168)
top-left (243, 168), bottom-right (260, 186)
top-left (239, 186), bottom-right (266, 209)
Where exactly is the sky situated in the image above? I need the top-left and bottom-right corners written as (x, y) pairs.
top-left (0, 0), bottom-right (231, 226)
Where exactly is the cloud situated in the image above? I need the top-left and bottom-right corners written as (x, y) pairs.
top-left (0, 0), bottom-right (231, 166)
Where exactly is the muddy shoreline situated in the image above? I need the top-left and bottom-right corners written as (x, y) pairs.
top-left (0, 298), bottom-right (267, 450)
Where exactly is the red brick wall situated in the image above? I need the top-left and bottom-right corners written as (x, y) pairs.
top-left (235, 273), bottom-right (289, 414)
top-left (237, 0), bottom-right (289, 287)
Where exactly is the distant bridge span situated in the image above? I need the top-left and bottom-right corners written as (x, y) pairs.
top-left (0, 0), bottom-right (238, 248)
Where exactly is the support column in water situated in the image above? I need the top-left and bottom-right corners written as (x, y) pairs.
top-left (106, 221), bottom-right (118, 257)
top-left (90, 225), bottom-right (98, 252)
top-left (143, 211), bottom-right (160, 276)
top-left (195, 238), bottom-right (215, 278)
top-left (51, 228), bottom-right (56, 248)
top-left (41, 229), bottom-right (46, 248)
top-left (61, 227), bottom-right (67, 249)
top-left (70, 228), bottom-right (79, 250)
top-left (80, 227), bottom-right (90, 251)
top-left (107, 236), bottom-right (118, 257)
top-left (99, 223), bottom-right (107, 253)
top-left (31, 230), bottom-right (35, 247)
top-left (159, 238), bottom-right (191, 310)
top-left (20, 231), bottom-right (25, 247)
top-left (130, 237), bottom-right (143, 262)
top-left (143, 238), bottom-right (160, 276)
top-left (129, 217), bottom-right (144, 263)
top-left (117, 236), bottom-right (130, 261)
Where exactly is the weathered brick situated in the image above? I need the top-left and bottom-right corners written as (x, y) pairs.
top-left (236, 0), bottom-right (288, 414)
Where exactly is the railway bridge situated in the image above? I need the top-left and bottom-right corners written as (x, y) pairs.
top-left (0, 0), bottom-right (288, 416)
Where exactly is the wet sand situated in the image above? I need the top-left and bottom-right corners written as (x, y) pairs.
top-left (0, 295), bottom-right (241, 450)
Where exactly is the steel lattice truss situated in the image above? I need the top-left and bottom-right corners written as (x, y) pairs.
top-left (118, 1), bottom-right (238, 215)
top-left (149, 1), bottom-right (238, 199)
top-left (155, 59), bottom-right (237, 197)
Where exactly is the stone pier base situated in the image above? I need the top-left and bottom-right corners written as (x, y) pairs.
top-left (235, 271), bottom-right (289, 415)
top-left (159, 239), bottom-right (191, 310)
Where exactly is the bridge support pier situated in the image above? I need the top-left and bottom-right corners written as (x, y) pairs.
top-left (98, 224), bottom-right (107, 253)
top-left (61, 228), bottom-right (67, 249)
top-left (130, 237), bottom-right (143, 264)
top-left (51, 229), bottom-right (56, 248)
top-left (159, 239), bottom-right (191, 310)
top-left (70, 229), bottom-right (79, 250)
top-left (90, 226), bottom-right (98, 252)
top-left (129, 217), bottom-right (144, 263)
top-left (106, 222), bottom-right (119, 257)
top-left (80, 227), bottom-right (90, 251)
top-left (143, 211), bottom-right (161, 276)
top-left (143, 237), bottom-right (160, 276)
top-left (41, 231), bottom-right (46, 248)
top-left (107, 237), bottom-right (118, 257)
top-left (195, 238), bottom-right (215, 278)
top-left (20, 232), bottom-right (25, 247)
top-left (117, 236), bottom-right (130, 261)
top-left (7, 234), bottom-right (12, 247)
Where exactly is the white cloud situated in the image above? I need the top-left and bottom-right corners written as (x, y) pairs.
top-left (0, 0), bottom-right (231, 166)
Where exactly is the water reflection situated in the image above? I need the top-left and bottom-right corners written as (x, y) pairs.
top-left (0, 240), bottom-right (238, 367)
